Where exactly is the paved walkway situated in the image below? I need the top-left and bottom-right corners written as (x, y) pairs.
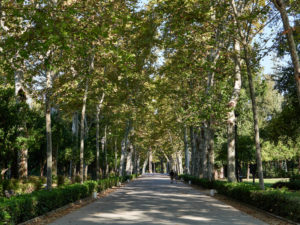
top-left (50, 174), bottom-right (266, 225)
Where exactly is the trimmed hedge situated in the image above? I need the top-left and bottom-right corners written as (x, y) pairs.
top-left (272, 180), bottom-right (300, 190)
top-left (180, 174), bottom-right (300, 223)
top-left (0, 175), bottom-right (137, 224)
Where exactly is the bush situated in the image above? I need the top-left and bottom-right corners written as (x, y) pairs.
top-left (179, 174), bottom-right (300, 223)
top-left (57, 175), bottom-right (65, 186)
top-left (0, 181), bottom-right (94, 224)
top-left (272, 180), bottom-right (300, 190)
top-left (0, 175), bottom-right (137, 224)
top-left (290, 174), bottom-right (300, 181)
top-left (74, 175), bottom-right (81, 183)
top-left (251, 190), bottom-right (300, 222)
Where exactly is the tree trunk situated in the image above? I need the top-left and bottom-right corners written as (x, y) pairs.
top-left (96, 93), bottom-right (105, 180)
top-left (272, 0), bottom-right (300, 106)
top-left (114, 138), bottom-right (118, 174)
top-left (46, 70), bottom-right (53, 190)
top-left (52, 144), bottom-right (58, 177)
top-left (227, 40), bottom-right (242, 182)
top-left (200, 126), bottom-right (208, 178)
top-left (119, 121), bottom-right (131, 176)
top-left (142, 154), bottom-right (148, 174)
top-left (96, 112), bottom-right (100, 180)
top-left (126, 143), bottom-right (134, 175)
top-left (298, 157), bottom-right (300, 174)
top-left (230, 0), bottom-right (264, 189)
top-left (80, 80), bottom-right (88, 183)
top-left (15, 70), bottom-right (28, 179)
top-left (176, 151), bottom-right (183, 174)
top-left (120, 139), bottom-right (126, 176)
top-left (149, 148), bottom-right (153, 173)
top-left (184, 125), bottom-right (190, 174)
top-left (190, 126), bottom-right (196, 176)
top-left (207, 125), bottom-right (215, 181)
top-left (40, 159), bottom-right (46, 177)
top-left (101, 126), bottom-right (108, 177)
top-left (244, 51), bottom-right (265, 190)
top-left (71, 112), bottom-right (79, 180)
top-left (137, 154), bottom-right (140, 175)
top-left (247, 163), bottom-right (250, 180)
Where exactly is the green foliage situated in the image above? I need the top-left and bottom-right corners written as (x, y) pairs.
top-left (0, 175), bottom-right (136, 224)
top-left (0, 181), bottom-right (95, 224)
top-left (180, 174), bottom-right (300, 222)
top-left (57, 175), bottom-right (65, 187)
top-left (0, 176), bottom-right (45, 196)
top-left (272, 180), bottom-right (300, 190)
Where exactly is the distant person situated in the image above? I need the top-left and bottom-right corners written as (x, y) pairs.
top-left (169, 170), bottom-right (175, 183)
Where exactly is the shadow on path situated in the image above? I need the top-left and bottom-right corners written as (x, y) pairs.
top-left (50, 174), bottom-right (266, 225)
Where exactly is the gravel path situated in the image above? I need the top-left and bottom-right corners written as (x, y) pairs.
top-left (49, 174), bottom-right (267, 225)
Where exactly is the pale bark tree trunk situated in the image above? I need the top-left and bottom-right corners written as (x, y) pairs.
top-left (71, 112), bottom-right (79, 180)
top-left (149, 148), bottom-right (153, 173)
top-left (119, 121), bottom-right (131, 176)
top-left (96, 93), bottom-right (105, 180)
top-left (230, 0), bottom-right (264, 190)
top-left (190, 126), bottom-right (196, 176)
top-left (247, 163), bottom-right (250, 180)
top-left (136, 154), bottom-right (140, 175)
top-left (176, 151), bottom-right (183, 174)
top-left (46, 70), bottom-right (53, 190)
top-left (161, 149), bottom-right (170, 173)
top-left (52, 144), bottom-right (58, 177)
top-left (102, 126), bottom-right (108, 177)
top-left (244, 52), bottom-right (265, 190)
top-left (120, 139), bottom-right (126, 176)
top-left (142, 152), bottom-right (149, 174)
top-left (200, 126), bottom-right (208, 178)
top-left (80, 80), bottom-right (88, 183)
top-left (114, 138), bottom-right (118, 174)
top-left (272, 0), bottom-right (300, 106)
top-left (183, 125), bottom-right (190, 174)
top-left (227, 40), bottom-right (242, 182)
top-left (15, 70), bottom-right (28, 178)
top-left (126, 143), bottom-right (134, 175)
top-left (207, 125), bottom-right (215, 181)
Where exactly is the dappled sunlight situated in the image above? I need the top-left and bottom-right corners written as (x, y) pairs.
top-left (179, 215), bottom-right (213, 222)
top-left (50, 174), bottom-right (266, 225)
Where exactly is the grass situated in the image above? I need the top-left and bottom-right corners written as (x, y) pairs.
top-left (243, 178), bottom-right (289, 187)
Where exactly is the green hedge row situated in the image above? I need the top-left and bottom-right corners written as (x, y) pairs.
top-left (272, 180), bottom-right (300, 190)
top-left (0, 175), bottom-right (137, 225)
top-left (180, 174), bottom-right (300, 223)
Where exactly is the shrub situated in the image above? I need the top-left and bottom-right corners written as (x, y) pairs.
top-left (180, 174), bottom-right (300, 223)
top-left (57, 175), bottom-right (65, 186)
top-left (74, 175), bottom-right (81, 183)
top-left (0, 181), bottom-right (93, 224)
top-left (251, 189), bottom-right (300, 222)
top-left (290, 174), bottom-right (300, 181)
top-left (272, 180), bottom-right (300, 190)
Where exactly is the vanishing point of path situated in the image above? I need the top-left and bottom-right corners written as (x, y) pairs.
top-left (50, 174), bottom-right (266, 225)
